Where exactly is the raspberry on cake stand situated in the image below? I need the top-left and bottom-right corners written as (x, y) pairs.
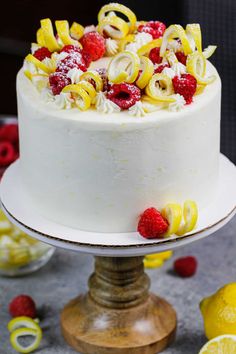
top-left (1, 154), bottom-right (236, 354)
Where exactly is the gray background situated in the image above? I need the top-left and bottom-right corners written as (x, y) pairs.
top-left (0, 215), bottom-right (235, 354)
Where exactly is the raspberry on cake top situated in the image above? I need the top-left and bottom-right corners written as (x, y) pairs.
top-left (23, 3), bottom-right (217, 116)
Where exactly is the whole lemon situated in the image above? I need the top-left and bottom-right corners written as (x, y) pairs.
top-left (200, 283), bottom-right (236, 340)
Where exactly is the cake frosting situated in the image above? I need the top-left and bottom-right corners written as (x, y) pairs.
top-left (17, 3), bottom-right (221, 233)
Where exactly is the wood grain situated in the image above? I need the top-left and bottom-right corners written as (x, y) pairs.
top-left (61, 256), bottom-right (177, 354)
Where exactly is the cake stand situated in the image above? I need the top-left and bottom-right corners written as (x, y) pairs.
top-left (1, 154), bottom-right (236, 354)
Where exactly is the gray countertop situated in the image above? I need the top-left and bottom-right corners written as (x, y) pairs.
top-left (0, 215), bottom-right (236, 354)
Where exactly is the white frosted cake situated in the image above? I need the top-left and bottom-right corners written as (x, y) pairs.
top-left (17, 3), bottom-right (221, 235)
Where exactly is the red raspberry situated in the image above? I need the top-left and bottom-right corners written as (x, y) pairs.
top-left (174, 256), bottom-right (198, 277)
top-left (154, 63), bottom-right (170, 73)
top-left (9, 295), bottom-right (37, 318)
top-left (49, 72), bottom-right (71, 95)
top-left (172, 74), bottom-right (197, 104)
top-left (0, 141), bottom-right (16, 167)
top-left (60, 45), bottom-right (81, 54)
top-left (107, 83), bottom-right (141, 110)
top-left (33, 47), bottom-right (51, 61)
top-left (137, 207), bottom-right (169, 239)
top-left (138, 21), bottom-right (166, 39)
top-left (0, 124), bottom-right (19, 147)
top-left (149, 47), bottom-right (162, 64)
top-left (175, 51), bottom-right (187, 65)
top-left (80, 31), bottom-right (106, 62)
top-left (82, 51), bottom-right (92, 68)
top-left (56, 53), bottom-right (87, 74)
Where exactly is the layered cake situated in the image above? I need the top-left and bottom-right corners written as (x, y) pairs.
top-left (17, 3), bottom-right (221, 234)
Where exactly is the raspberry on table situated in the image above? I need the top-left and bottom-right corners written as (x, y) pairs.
top-left (174, 256), bottom-right (198, 277)
top-left (107, 83), bottom-right (141, 110)
top-left (172, 73), bottom-right (197, 104)
top-left (0, 141), bottom-right (16, 167)
top-left (80, 31), bottom-right (106, 62)
top-left (138, 21), bottom-right (166, 39)
top-left (154, 63), bottom-right (170, 73)
top-left (9, 295), bottom-right (37, 318)
top-left (56, 53), bottom-right (87, 74)
top-left (137, 207), bottom-right (169, 239)
top-left (149, 47), bottom-right (162, 64)
top-left (49, 72), bottom-right (71, 95)
top-left (33, 47), bottom-right (52, 61)
top-left (176, 51), bottom-right (187, 65)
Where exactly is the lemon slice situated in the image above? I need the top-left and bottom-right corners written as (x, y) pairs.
top-left (55, 20), bottom-right (82, 48)
top-left (62, 83), bottom-right (92, 110)
top-left (146, 251), bottom-right (173, 261)
top-left (186, 23), bottom-right (202, 52)
top-left (137, 38), bottom-right (162, 56)
top-left (203, 45), bottom-right (217, 59)
top-left (98, 3), bottom-right (137, 33)
top-left (119, 34), bottom-right (135, 51)
top-left (145, 73), bottom-right (175, 102)
top-left (80, 71), bottom-right (103, 92)
top-left (144, 258), bottom-right (164, 268)
top-left (195, 84), bottom-right (206, 95)
top-left (108, 51), bottom-right (140, 84)
top-left (161, 203), bottom-right (182, 237)
top-left (40, 18), bottom-right (60, 52)
top-left (10, 328), bottom-right (42, 354)
top-left (186, 51), bottom-right (216, 84)
top-left (25, 54), bottom-right (53, 74)
top-left (8, 317), bottom-right (40, 332)
top-left (70, 22), bottom-right (84, 40)
top-left (78, 81), bottom-right (97, 100)
top-left (0, 220), bottom-right (12, 233)
top-left (136, 56), bottom-right (154, 89)
top-left (97, 15), bottom-right (129, 39)
top-left (199, 335), bottom-right (236, 354)
top-left (160, 24), bottom-right (192, 57)
top-left (8, 317), bottom-right (42, 354)
top-left (141, 95), bottom-right (166, 112)
top-left (36, 28), bottom-right (46, 47)
top-left (176, 200), bottom-right (198, 236)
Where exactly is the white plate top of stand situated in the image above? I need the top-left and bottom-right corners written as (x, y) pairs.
top-left (1, 154), bottom-right (235, 257)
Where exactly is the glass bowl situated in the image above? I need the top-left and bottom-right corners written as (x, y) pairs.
top-left (0, 210), bottom-right (55, 277)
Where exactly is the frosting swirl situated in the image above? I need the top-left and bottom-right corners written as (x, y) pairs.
top-left (67, 67), bottom-right (83, 84)
top-left (105, 38), bottom-right (119, 56)
top-left (125, 32), bottom-right (152, 52)
top-left (172, 62), bottom-right (186, 76)
top-left (95, 92), bottom-right (121, 114)
top-left (128, 101), bottom-right (146, 117)
top-left (168, 94), bottom-right (186, 111)
top-left (40, 88), bottom-right (55, 103)
top-left (54, 92), bottom-right (74, 109)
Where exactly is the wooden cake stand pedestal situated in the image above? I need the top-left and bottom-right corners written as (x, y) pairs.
top-left (61, 256), bottom-right (176, 354)
top-left (1, 155), bottom-right (235, 353)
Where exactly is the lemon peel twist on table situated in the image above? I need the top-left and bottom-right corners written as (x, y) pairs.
top-left (8, 317), bottom-right (42, 354)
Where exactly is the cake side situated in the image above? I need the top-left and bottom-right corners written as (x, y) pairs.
top-left (17, 63), bottom-right (221, 232)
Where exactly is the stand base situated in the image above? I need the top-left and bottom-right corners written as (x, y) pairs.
top-left (61, 256), bottom-right (176, 354)
top-left (61, 294), bottom-right (176, 354)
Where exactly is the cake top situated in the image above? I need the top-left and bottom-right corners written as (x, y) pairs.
top-left (23, 3), bottom-right (217, 117)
